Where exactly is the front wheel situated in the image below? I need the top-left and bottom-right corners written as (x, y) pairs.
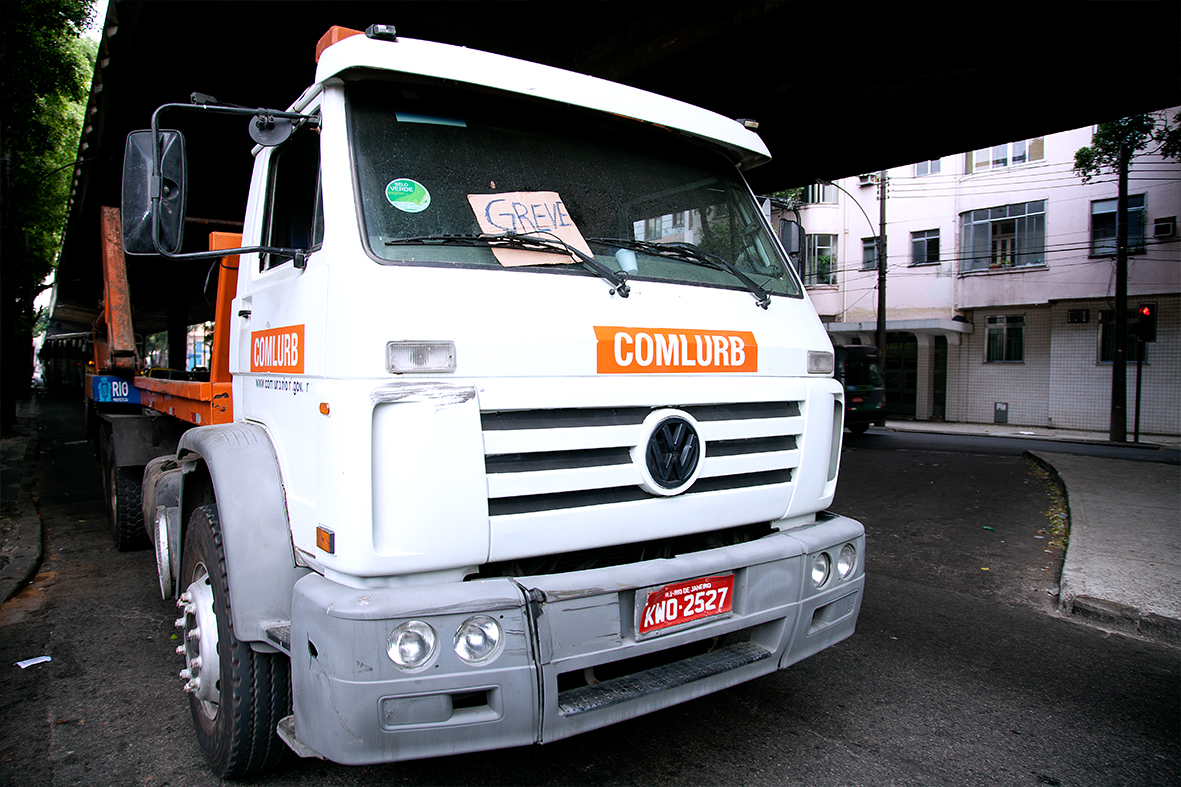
top-left (178, 504), bottom-right (291, 778)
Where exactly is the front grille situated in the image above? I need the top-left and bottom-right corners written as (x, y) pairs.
top-left (482, 401), bottom-right (802, 518)
top-left (471, 521), bottom-right (774, 578)
top-left (557, 637), bottom-right (770, 716)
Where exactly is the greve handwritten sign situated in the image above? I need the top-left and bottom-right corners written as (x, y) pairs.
top-left (467, 191), bottom-right (593, 267)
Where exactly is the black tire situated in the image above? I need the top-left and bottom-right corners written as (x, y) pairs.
top-left (180, 504), bottom-right (291, 779)
top-left (848, 422), bottom-right (870, 435)
top-left (97, 419), bottom-right (149, 551)
top-left (110, 465), bottom-right (148, 551)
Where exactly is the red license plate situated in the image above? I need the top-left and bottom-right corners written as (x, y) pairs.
top-left (637, 574), bottom-right (734, 637)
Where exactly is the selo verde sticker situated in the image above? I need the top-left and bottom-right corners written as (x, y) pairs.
top-left (385, 178), bottom-right (431, 213)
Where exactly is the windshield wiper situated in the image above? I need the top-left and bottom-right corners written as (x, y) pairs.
top-left (587, 237), bottom-right (771, 309)
top-left (386, 231), bottom-right (630, 297)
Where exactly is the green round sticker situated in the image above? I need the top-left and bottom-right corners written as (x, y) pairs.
top-left (385, 178), bottom-right (431, 213)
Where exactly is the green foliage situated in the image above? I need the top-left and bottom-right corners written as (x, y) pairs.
top-left (1, 0), bottom-right (97, 427)
top-left (1073, 112), bottom-right (1177, 182)
top-left (771, 186), bottom-right (804, 204)
top-left (2, 4), bottom-right (97, 288)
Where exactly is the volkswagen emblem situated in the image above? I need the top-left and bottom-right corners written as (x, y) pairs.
top-left (640, 414), bottom-right (702, 495)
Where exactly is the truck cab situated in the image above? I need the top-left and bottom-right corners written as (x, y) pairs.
top-left (116, 25), bottom-right (864, 777)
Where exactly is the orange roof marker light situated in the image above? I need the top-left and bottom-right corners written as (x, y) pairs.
top-left (315, 24), bottom-right (398, 63)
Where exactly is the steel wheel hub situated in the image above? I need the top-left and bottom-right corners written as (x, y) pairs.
top-left (175, 562), bottom-right (221, 718)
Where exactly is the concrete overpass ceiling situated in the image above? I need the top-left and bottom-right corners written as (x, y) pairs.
top-left (51, 0), bottom-right (1181, 332)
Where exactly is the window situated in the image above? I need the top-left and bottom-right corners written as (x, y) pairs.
top-left (263, 120), bottom-right (323, 269)
top-left (347, 81), bottom-right (802, 297)
top-left (804, 234), bottom-right (838, 286)
top-left (862, 237), bottom-right (879, 270)
top-left (961, 201), bottom-right (1045, 272)
top-left (986, 315), bottom-right (1024, 362)
top-left (1099, 310), bottom-right (1147, 363)
top-left (803, 183), bottom-right (837, 204)
top-left (1091, 195), bottom-right (1146, 256)
top-left (965, 138), bottom-right (1044, 173)
top-left (915, 159), bottom-right (941, 177)
top-left (911, 229), bottom-right (940, 265)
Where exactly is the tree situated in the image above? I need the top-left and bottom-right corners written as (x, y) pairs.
top-left (1074, 110), bottom-right (1179, 442)
top-left (0, 0), bottom-right (97, 435)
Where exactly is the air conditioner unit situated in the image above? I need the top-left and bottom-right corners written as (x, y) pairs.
top-left (1153, 217), bottom-right (1176, 238)
top-left (858, 174), bottom-right (878, 186)
top-left (1067, 309), bottom-right (1089, 324)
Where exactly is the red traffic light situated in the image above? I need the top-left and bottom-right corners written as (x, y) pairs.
top-left (1136, 302), bottom-right (1157, 343)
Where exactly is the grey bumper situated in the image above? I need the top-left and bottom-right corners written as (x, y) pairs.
top-left (287, 514), bottom-right (863, 764)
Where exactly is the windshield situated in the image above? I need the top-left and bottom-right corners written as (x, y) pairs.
top-left (346, 80), bottom-right (801, 299)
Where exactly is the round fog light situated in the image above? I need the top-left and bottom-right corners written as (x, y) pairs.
top-left (837, 543), bottom-right (857, 579)
top-left (811, 552), bottom-right (831, 588)
top-left (387, 620), bottom-right (438, 671)
top-left (454, 615), bottom-right (504, 665)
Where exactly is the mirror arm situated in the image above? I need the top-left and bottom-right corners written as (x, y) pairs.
top-left (145, 101), bottom-right (318, 259)
top-left (144, 244), bottom-right (311, 264)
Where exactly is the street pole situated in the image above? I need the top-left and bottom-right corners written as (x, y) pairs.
top-left (1110, 144), bottom-right (1130, 442)
top-left (875, 170), bottom-right (887, 358)
top-left (1134, 341), bottom-right (1143, 443)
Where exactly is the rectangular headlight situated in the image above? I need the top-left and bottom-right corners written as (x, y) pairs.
top-left (808, 350), bottom-right (834, 375)
top-left (386, 341), bottom-right (456, 374)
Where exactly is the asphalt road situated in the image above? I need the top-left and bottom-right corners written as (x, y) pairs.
top-left (1, 399), bottom-right (1177, 787)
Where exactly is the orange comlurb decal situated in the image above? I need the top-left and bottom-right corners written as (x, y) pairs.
top-left (594, 326), bottom-right (757, 374)
top-left (251, 325), bottom-right (305, 374)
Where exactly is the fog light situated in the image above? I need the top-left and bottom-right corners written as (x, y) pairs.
top-left (811, 552), bottom-right (831, 588)
top-left (837, 543), bottom-right (857, 579)
top-left (808, 350), bottom-right (834, 375)
top-left (387, 620), bottom-right (438, 671)
top-left (454, 615), bottom-right (504, 665)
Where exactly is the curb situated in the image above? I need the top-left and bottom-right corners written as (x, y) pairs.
top-left (1025, 450), bottom-right (1181, 647)
top-left (879, 422), bottom-right (1176, 452)
top-left (1070, 596), bottom-right (1181, 645)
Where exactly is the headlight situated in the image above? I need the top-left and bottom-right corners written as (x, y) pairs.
top-left (811, 552), bottom-right (831, 588)
top-left (387, 620), bottom-right (438, 671)
top-left (837, 543), bottom-right (857, 579)
top-left (454, 615), bottom-right (504, 665)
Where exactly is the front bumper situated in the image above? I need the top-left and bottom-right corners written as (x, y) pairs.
top-left (286, 513), bottom-right (864, 765)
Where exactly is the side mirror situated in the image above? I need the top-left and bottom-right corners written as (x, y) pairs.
top-left (778, 218), bottom-right (804, 258)
top-left (122, 129), bottom-right (187, 255)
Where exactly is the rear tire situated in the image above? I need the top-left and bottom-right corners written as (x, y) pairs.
top-left (848, 422), bottom-right (870, 435)
top-left (98, 421), bottom-right (148, 551)
top-left (180, 504), bottom-right (291, 779)
top-left (110, 465), bottom-right (148, 550)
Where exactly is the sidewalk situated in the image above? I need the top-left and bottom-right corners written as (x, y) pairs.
top-left (880, 418), bottom-right (1181, 643)
top-left (877, 417), bottom-right (1181, 451)
top-left (0, 398), bottom-right (42, 607)
top-left (2, 405), bottom-right (1178, 646)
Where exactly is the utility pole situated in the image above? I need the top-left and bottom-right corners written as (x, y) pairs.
top-left (874, 170), bottom-right (888, 357)
top-left (1109, 143), bottom-right (1131, 442)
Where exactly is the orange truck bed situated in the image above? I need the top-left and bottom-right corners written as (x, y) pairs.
top-left (130, 231), bottom-right (240, 425)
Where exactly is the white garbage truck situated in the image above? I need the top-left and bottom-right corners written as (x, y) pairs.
top-left (106, 24), bottom-right (864, 778)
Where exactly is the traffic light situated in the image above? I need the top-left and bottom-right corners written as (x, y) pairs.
top-left (1136, 302), bottom-right (1157, 343)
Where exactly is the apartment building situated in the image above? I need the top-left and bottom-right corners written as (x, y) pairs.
top-left (777, 110), bottom-right (1180, 437)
